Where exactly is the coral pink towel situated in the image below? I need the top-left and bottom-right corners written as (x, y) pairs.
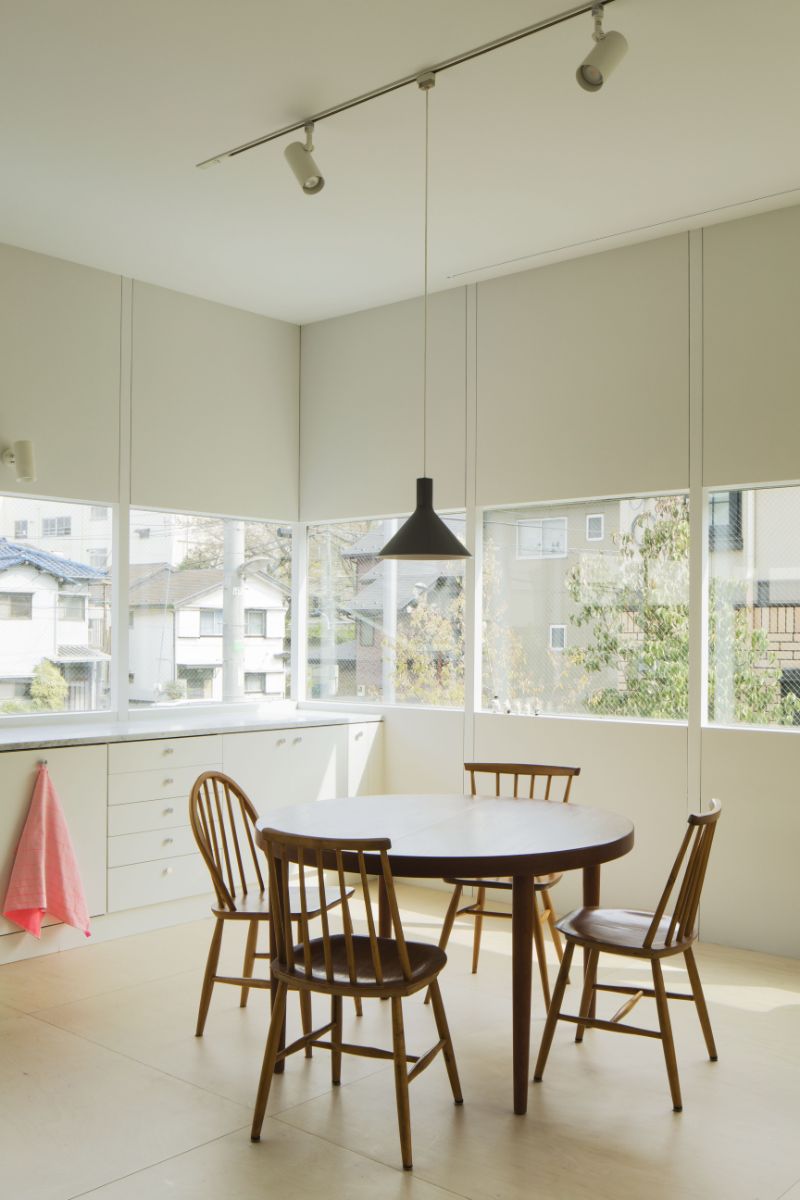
top-left (2, 764), bottom-right (91, 938)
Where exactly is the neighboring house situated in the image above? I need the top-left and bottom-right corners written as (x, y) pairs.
top-left (0, 539), bottom-right (110, 709)
top-left (128, 564), bottom-right (289, 704)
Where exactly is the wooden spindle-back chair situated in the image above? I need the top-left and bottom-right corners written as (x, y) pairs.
top-left (189, 771), bottom-right (359, 1039)
top-left (534, 799), bottom-right (722, 1111)
top-left (430, 763), bottom-right (581, 1008)
top-left (251, 827), bottom-right (463, 1170)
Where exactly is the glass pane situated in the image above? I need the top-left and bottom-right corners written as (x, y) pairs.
top-left (0, 495), bottom-right (113, 714)
top-left (483, 495), bottom-right (689, 719)
top-left (129, 510), bottom-right (291, 707)
top-left (307, 515), bottom-right (466, 706)
top-left (708, 484), bottom-right (800, 727)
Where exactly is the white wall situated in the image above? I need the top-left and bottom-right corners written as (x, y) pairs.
top-left (0, 244), bottom-right (120, 504)
top-left (300, 289), bottom-right (467, 521)
top-left (131, 282), bottom-right (299, 520)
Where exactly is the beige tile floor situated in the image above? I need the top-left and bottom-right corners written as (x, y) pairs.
top-left (1, 885), bottom-right (799, 1200)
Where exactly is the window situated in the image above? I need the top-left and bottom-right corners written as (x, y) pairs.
top-left (709, 490), bottom-right (743, 551)
top-left (90, 506), bottom-right (109, 521)
top-left (586, 514), bottom-right (604, 542)
top-left (484, 496), bottom-right (689, 720)
top-left (0, 593), bottom-right (33, 620)
top-left (129, 509), bottom-right (291, 709)
top-left (516, 517), bottom-right (567, 559)
top-left (245, 609), bottom-right (267, 637)
top-left (58, 594), bottom-right (86, 622)
top-left (0, 495), bottom-right (112, 716)
top-left (307, 515), bottom-right (466, 707)
top-left (244, 672), bottom-right (266, 693)
top-left (358, 618), bottom-right (375, 647)
top-left (708, 483), bottom-right (800, 728)
top-left (549, 624), bottom-right (566, 651)
top-left (199, 609), bottom-right (223, 636)
top-left (88, 548), bottom-right (108, 569)
top-left (42, 517), bottom-right (71, 537)
top-left (135, 527), bottom-right (151, 539)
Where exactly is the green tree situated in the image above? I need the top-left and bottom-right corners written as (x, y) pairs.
top-left (29, 659), bottom-right (68, 712)
top-left (177, 517), bottom-right (293, 587)
top-left (393, 587), bottom-right (465, 706)
top-left (566, 496), bottom-right (800, 724)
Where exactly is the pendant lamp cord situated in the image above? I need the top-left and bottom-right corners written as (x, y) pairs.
top-left (419, 72), bottom-right (435, 479)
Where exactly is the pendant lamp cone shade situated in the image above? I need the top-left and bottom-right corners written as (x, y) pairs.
top-left (378, 477), bottom-right (471, 560)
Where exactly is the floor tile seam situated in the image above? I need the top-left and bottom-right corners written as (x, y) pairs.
top-left (23, 1009), bottom-right (255, 1113)
top-left (63, 1122), bottom-right (252, 1200)
top-left (20, 964), bottom-right (203, 1015)
top-left (268, 1113), bottom-right (470, 1198)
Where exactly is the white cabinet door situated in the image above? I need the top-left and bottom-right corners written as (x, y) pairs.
top-left (222, 725), bottom-right (348, 818)
top-left (0, 745), bottom-right (107, 935)
top-left (347, 723), bottom-right (383, 795)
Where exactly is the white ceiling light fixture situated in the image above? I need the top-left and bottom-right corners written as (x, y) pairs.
top-left (577, 3), bottom-right (628, 92)
top-left (284, 123), bottom-right (325, 194)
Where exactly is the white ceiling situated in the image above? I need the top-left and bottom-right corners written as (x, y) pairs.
top-left (1, 0), bottom-right (799, 324)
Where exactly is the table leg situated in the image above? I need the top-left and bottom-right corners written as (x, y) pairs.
top-left (378, 876), bottom-right (391, 938)
top-left (270, 857), bottom-right (287, 1074)
top-left (582, 864), bottom-right (601, 1018)
top-left (511, 875), bottom-right (534, 1115)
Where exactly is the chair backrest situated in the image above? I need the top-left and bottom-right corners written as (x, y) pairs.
top-left (259, 827), bottom-right (412, 987)
top-left (189, 771), bottom-right (266, 911)
top-left (644, 799), bottom-right (722, 948)
top-left (465, 762), bottom-right (580, 803)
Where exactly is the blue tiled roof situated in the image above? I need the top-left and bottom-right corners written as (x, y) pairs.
top-left (0, 538), bottom-right (108, 582)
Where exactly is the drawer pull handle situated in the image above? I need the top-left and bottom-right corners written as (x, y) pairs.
top-left (163, 867), bottom-right (174, 876)
top-left (163, 747), bottom-right (174, 755)
top-left (293, 736), bottom-right (303, 744)
top-left (163, 806), bottom-right (174, 815)
top-left (276, 737), bottom-right (286, 746)
top-left (163, 837), bottom-right (174, 846)
top-left (163, 777), bottom-right (174, 785)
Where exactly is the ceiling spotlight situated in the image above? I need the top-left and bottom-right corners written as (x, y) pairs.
top-left (577, 3), bottom-right (628, 92)
top-left (283, 123), bottom-right (325, 194)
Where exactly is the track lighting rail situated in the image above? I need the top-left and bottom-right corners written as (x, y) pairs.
top-left (196, 0), bottom-right (617, 168)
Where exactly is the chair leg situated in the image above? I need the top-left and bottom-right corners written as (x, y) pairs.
top-left (684, 948), bottom-right (718, 1061)
top-left (195, 917), bottom-right (224, 1037)
top-left (390, 997), bottom-right (413, 1170)
top-left (251, 979), bottom-right (288, 1141)
top-left (353, 995), bottom-right (363, 1017)
top-left (541, 888), bottom-right (565, 963)
top-left (471, 887), bottom-right (486, 975)
top-left (240, 919), bottom-right (259, 1008)
top-left (652, 959), bottom-right (683, 1112)
top-left (575, 947), bottom-right (599, 1044)
top-left (533, 941), bottom-right (575, 1082)
top-left (531, 894), bottom-right (551, 1009)
top-left (428, 978), bottom-right (463, 1104)
top-left (331, 994), bottom-right (343, 1085)
top-left (425, 883), bottom-right (463, 1005)
top-left (299, 989), bottom-right (313, 1058)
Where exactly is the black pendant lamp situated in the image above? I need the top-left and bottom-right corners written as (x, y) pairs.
top-left (379, 72), bottom-right (470, 562)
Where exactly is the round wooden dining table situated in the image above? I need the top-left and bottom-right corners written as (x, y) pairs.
top-left (256, 792), bottom-right (634, 1115)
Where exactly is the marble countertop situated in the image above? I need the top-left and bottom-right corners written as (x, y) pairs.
top-left (0, 707), bottom-right (382, 753)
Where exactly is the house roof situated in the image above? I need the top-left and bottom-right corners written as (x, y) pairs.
top-left (0, 538), bottom-right (107, 583)
top-left (129, 564), bottom-right (287, 609)
top-left (53, 645), bottom-right (111, 663)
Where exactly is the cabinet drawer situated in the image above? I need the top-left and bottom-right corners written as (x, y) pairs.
top-left (108, 763), bottom-right (219, 807)
top-left (108, 735), bottom-right (222, 775)
top-left (108, 797), bottom-right (190, 836)
top-left (107, 853), bottom-right (212, 912)
top-left (108, 827), bottom-right (199, 868)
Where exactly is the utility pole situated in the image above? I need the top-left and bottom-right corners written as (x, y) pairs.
top-left (222, 520), bottom-right (246, 701)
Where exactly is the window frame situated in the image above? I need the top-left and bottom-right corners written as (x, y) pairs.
top-left (0, 592), bottom-right (33, 621)
top-left (586, 514), bottom-right (604, 542)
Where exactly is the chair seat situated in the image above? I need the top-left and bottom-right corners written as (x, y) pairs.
top-left (213, 886), bottom-right (352, 921)
top-left (556, 907), bottom-right (693, 955)
top-left (275, 934), bottom-right (447, 993)
top-left (444, 873), bottom-right (563, 891)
